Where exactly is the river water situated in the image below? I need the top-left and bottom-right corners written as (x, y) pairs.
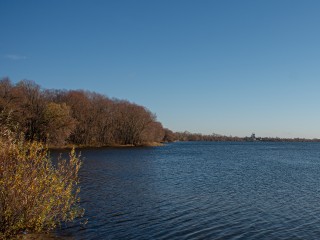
top-left (52, 142), bottom-right (320, 239)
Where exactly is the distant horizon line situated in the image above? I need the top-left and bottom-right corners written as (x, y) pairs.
top-left (172, 131), bottom-right (320, 140)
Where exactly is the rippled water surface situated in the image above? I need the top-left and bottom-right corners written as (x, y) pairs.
top-left (53, 142), bottom-right (320, 239)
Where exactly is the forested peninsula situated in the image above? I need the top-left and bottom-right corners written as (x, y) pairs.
top-left (0, 78), bottom-right (176, 147)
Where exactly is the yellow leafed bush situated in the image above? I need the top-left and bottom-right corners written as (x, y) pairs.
top-left (0, 126), bottom-right (83, 238)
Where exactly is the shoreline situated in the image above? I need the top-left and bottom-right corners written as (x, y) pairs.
top-left (49, 142), bottom-right (165, 150)
top-left (48, 139), bottom-right (320, 151)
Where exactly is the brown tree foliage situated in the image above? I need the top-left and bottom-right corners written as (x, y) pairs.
top-left (112, 101), bottom-right (160, 145)
top-left (0, 78), bottom-right (169, 146)
top-left (43, 102), bottom-right (76, 146)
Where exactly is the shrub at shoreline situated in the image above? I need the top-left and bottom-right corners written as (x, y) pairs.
top-left (0, 126), bottom-right (83, 238)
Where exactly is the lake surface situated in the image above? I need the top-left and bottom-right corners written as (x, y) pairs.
top-left (53, 142), bottom-right (320, 239)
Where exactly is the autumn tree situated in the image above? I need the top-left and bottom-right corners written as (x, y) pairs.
top-left (9, 80), bottom-right (46, 141)
top-left (43, 102), bottom-right (76, 146)
top-left (112, 101), bottom-right (158, 145)
top-left (0, 78), bottom-right (15, 114)
top-left (89, 93), bottom-right (114, 145)
top-left (61, 90), bottom-right (94, 145)
top-left (0, 77), bottom-right (169, 146)
top-left (142, 121), bottom-right (165, 143)
top-left (163, 128), bottom-right (176, 142)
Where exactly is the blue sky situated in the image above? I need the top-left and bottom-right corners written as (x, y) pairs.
top-left (1, 0), bottom-right (320, 138)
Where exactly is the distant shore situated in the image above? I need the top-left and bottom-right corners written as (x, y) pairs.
top-left (174, 131), bottom-right (320, 143)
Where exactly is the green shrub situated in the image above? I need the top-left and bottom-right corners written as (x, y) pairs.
top-left (0, 127), bottom-right (83, 238)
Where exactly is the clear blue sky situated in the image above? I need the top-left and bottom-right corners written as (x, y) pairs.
top-left (1, 0), bottom-right (320, 138)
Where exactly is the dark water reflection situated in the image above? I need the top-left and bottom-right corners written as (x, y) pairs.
top-left (51, 142), bottom-right (320, 239)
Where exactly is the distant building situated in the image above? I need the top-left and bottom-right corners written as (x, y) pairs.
top-left (251, 133), bottom-right (256, 141)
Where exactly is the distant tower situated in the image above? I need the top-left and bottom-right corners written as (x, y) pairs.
top-left (251, 133), bottom-right (256, 141)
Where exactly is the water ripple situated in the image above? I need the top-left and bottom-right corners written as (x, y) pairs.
top-left (52, 142), bottom-right (320, 239)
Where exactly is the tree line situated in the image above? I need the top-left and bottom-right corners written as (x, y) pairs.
top-left (174, 131), bottom-right (243, 141)
top-left (173, 131), bottom-right (320, 142)
top-left (0, 78), bottom-right (175, 147)
top-left (1, 77), bottom-right (318, 145)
